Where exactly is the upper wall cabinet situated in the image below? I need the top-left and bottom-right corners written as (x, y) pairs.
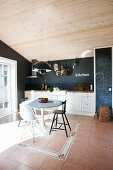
top-left (95, 47), bottom-right (112, 110)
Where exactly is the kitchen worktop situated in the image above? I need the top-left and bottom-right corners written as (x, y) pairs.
top-left (25, 90), bottom-right (94, 93)
top-left (66, 90), bottom-right (94, 93)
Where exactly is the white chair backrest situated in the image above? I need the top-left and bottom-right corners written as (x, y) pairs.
top-left (20, 104), bottom-right (36, 121)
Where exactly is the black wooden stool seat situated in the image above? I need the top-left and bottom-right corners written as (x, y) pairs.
top-left (54, 110), bottom-right (64, 114)
top-left (49, 100), bottom-right (71, 137)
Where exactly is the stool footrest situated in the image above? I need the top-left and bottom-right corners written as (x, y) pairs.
top-left (58, 122), bottom-right (68, 125)
top-left (51, 128), bottom-right (66, 130)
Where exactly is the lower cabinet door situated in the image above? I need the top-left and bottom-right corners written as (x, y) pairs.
top-left (81, 96), bottom-right (94, 112)
top-left (66, 93), bottom-right (81, 113)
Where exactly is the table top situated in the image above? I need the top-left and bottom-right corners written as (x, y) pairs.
top-left (28, 99), bottom-right (62, 108)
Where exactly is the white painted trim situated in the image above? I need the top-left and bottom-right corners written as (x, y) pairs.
top-left (94, 46), bottom-right (113, 112)
top-left (66, 111), bottom-right (95, 116)
top-left (94, 45), bottom-right (112, 50)
top-left (94, 49), bottom-right (96, 113)
top-left (112, 47), bottom-right (113, 113)
top-left (0, 56), bottom-right (17, 113)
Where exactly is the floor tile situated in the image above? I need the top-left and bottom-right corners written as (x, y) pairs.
top-left (24, 137), bottom-right (51, 148)
top-left (75, 135), bottom-right (90, 145)
top-left (104, 139), bottom-right (113, 150)
top-left (86, 155), bottom-right (108, 170)
top-left (77, 129), bottom-right (91, 137)
top-left (67, 152), bottom-right (86, 167)
top-left (46, 134), bottom-right (66, 152)
top-left (0, 158), bottom-right (20, 170)
top-left (39, 157), bottom-right (64, 170)
top-left (88, 143), bottom-right (106, 159)
top-left (106, 150), bottom-right (113, 161)
top-left (90, 131), bottom-right (104, 139)
top-left (71, 142), bottom-right (88, 155)
top-left (107, 160), bottom-right (113, 170)
top-left (89, 137), bottom-right (105, 146)
top-left (8, 147), bottom-right (31, 163)
top-left (0, 145), bottom-right (18, 159)
top-left (62, 162), bottom-right (85, 170)
top-left (23, 152), bottom-right (46, 169)
top-left (79, 125), bottom-right (92, 131)
top-left (17, 164), bottom-right (35, 170)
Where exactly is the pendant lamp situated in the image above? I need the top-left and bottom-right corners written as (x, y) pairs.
top-left (33, 61), bottom-right (51, 72)
top-left (33, 24), bottom-right (51, 73)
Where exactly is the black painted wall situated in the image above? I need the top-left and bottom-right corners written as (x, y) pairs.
top-left (0, 40), bottom-right (31, 107)
top-left (30, 57), bottom-right (94, 90)
top-left (96, 47), bottom-right (112, 109)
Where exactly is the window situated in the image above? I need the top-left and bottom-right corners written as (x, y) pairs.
top-left (0, 63), bottom-right (11, 112)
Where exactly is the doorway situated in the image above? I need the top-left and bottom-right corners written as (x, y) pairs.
top-left (0, 57), bottom-right (17, 118)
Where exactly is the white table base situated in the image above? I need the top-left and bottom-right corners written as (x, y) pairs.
top-left (40, 108), bottom-right (51, 133)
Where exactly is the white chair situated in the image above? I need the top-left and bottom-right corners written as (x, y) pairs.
top-left (19, 103), bottom-right (41, 143)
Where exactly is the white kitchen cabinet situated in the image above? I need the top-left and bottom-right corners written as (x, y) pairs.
top-left (66, 92), bottom-right (94, 116)
top-left (66, 93), bottom-right (81, 113)
top-left (25, 90), bottom-right (66, 101)
top-left (81, 93), bottom-right (94, 113)
top-left (25, 90), bottom-right (95, 116)
top-left (25, 91), bottom-right (32, 99)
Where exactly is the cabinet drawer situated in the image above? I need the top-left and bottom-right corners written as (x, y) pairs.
top-left (82, 96), bottom-right (94, 103)
top-left (81, 101), bottom-right (94, 112)
top-left (82, 103), bottom-right (93, 112)
top-left (82, 93), bottom-right (94, 97)
top-left (25, 92), bottom-right (31, 99)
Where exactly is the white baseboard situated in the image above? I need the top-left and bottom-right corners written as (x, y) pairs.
top-left (66, 111), bottom-right (95, 116)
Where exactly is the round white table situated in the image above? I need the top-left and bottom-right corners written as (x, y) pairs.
top-left (28, 100), bottom-right (62, 133)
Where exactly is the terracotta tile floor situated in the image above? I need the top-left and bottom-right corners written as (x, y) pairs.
top-left (0, 113), bottom-right (113, 170)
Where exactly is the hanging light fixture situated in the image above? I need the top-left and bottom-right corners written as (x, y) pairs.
top-left (33, 61), bottom-right (51, 73)
top-left (33, 24), bottom-right (51, 73)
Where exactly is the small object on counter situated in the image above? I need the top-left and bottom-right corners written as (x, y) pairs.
top-left (75, 83), bottom-right (89, 91)
top-left (90, 85), bottom-right (93, 91)
top-left (53, 87), bottom-right (60, 91)
top-left (45, 84), bottom-right (47, 90)
top-left (41, 84), bottom-right (45, 90)
top-left (38, 98), bottom-right (48, 103)
top-left (48, 87), bottom-right (53, 92)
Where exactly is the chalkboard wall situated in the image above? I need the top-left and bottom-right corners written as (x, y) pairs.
top-left (29, 57), bottom-right (94, 90)
top-left (96, 47), bottom-right (112, 109)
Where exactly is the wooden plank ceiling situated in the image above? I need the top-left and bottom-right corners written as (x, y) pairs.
top-left (0, 0), bottom-right (113, 61)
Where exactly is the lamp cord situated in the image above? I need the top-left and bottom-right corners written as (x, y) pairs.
top-left (41, 23), bottom-right (42, 59)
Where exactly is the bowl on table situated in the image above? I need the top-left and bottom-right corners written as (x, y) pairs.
top-left (38, 98), bottom-right (48, 103)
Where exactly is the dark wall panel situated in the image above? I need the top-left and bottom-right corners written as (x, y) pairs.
top-left (96, 47), bottom-right (112, 109)
top-left (30, 57), bottom-right (94, 90)
top-left (0, 40), bottom-right (31, 107)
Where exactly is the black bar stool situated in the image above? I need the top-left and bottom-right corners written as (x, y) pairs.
top-left (49, 100), bottom-right (71, 137)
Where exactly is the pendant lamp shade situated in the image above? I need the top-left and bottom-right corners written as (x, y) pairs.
top-left (32, 25), bottom-right (51, 74)
top-left (33, 61), bottom-right (51, 72)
